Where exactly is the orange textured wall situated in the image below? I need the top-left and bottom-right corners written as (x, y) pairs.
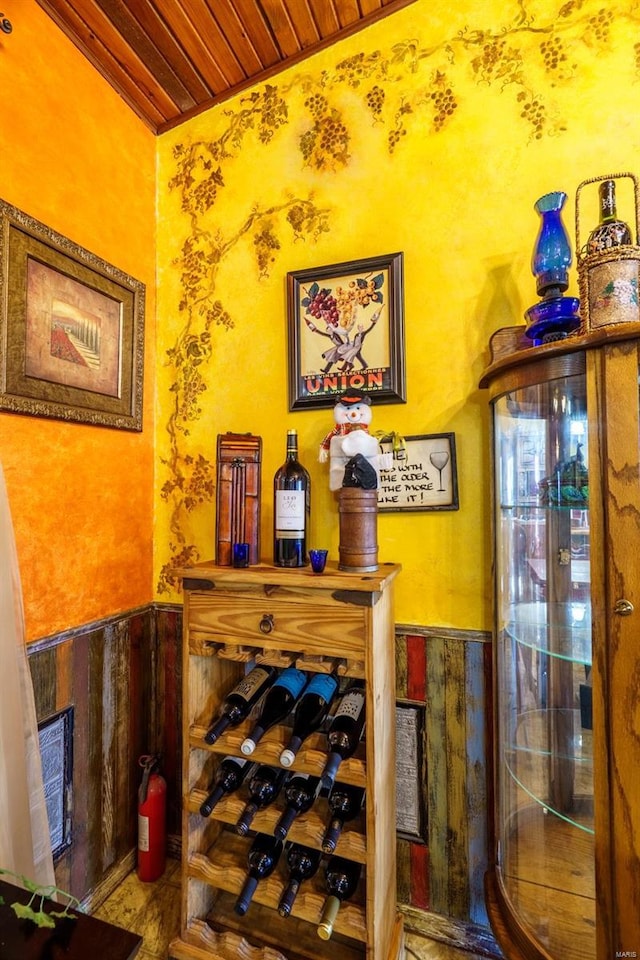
top-left (0, 2), bottom-right (156, 641)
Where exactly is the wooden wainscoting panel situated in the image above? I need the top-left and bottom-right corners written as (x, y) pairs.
top-left (28, 608), bottom-right (156, 902)
top-left (29, 646), bottom-right (57, 719)
top-left (156, 606), bottom-right (183, 837)
top-left (395, 626), bottom-right (492, 927)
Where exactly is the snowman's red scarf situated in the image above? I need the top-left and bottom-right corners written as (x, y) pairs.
top-left (320, 422), bottom-right (370, 452)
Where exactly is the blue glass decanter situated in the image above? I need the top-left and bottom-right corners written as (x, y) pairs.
top-left (525, 191), bottom-right (580, 344)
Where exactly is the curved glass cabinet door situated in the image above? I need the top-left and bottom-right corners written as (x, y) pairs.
top-left (493, 370), bottom-right (594, 960)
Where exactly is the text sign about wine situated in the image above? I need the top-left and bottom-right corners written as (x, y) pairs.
top-left (378, 433), bottom-right (459, 512)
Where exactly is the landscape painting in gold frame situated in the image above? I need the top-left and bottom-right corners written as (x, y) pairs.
top-left (0, 198), bottom-right (144, 430)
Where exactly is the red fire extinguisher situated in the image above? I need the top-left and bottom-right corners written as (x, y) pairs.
top-left (137, 754), bottom-right (166, 882)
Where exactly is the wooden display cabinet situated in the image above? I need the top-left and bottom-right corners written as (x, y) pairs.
top-left (481, 324), bottom-right (640, 960)
top-left (168, 560), bottom-right (403, 960)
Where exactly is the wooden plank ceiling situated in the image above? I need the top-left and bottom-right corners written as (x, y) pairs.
top-left (35, 0), bottom-right (418, 134)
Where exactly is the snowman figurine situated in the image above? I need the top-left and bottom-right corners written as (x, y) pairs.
top-left (319, 388), bottom-right (393, 491)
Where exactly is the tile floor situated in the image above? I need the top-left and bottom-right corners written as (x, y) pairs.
top-left (95, 859), bottom-right (494, 960)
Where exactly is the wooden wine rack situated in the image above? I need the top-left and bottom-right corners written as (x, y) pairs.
top-left (169, 561), bottom-right (403, 960)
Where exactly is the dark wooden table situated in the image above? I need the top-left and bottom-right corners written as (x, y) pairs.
top-left (0, 879), bottom-right (142, 960)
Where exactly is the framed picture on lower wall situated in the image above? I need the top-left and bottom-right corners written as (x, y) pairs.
top-left (0, 197), bottom-right (145, 430)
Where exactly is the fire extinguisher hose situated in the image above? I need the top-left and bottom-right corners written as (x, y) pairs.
top-left (138, 754), bottom-right (160, 805)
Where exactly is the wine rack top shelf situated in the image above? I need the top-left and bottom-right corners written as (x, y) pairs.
top-left (174, 561), bottom-right (402, 595)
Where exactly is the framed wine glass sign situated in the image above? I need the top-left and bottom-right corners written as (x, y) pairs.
top-left (287, 252), bottom-right (406, 411)
top-left (377, 432), bottom-right (459, 512)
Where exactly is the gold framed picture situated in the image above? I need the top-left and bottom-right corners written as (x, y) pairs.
top-left (0, 198), bottom-right (145, 430)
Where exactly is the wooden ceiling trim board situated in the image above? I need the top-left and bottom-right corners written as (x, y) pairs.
top-left (177, 0), bottom-right (247, 86)
top-left (201, 0), bottom-right (266, 76)
top-left (231, 0), bottom-right (282, 67)
top-left (360, 0), bottom-right (383, 14)
top-left (260, 0), bottom-right (302, 59)
top-left (92, 0), bottom-right (196, 112)
top-left (335, 0), bottom-right (362, 29)
top-left (36, 0), bottom-right (167, 129)
top-left (129, 0), bottom-right (214, 102)
top-left (154, 1), bottom-right (233, 93)
top-left (306, 0), bottom-right (341, 36)
top-left (281, 0), bottom-right (322, 50)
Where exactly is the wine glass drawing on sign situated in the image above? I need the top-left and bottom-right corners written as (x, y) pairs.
top-left (429, 450), bottom-right (450, 492)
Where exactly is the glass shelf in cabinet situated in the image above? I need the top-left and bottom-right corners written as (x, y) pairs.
top-left (503, 601), bottom-right (592, 666)
top-left (509, 707), bottom-right (594, 767)
top-left (502, 758), bottom-right (595, 835)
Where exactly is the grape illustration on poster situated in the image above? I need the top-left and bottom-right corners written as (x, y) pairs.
top-left (377, 433), bottom-right (459, 512)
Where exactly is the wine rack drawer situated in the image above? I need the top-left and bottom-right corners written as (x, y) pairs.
top-left (189, 723), bottom-right (367, 787)
top-left (187, 791), bottom-right (367, 864)
top-left (187, 594), bottom-right (366, 661)
top-left (188, 835), bottom-right (367, 943)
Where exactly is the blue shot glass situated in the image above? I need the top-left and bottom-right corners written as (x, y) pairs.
top-left (309, 549), bottom-right (328, 574)
top-left (232, 542), bottom-right (250, 568)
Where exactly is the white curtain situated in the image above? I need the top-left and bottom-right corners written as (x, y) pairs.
top-left (0, 462), bottom-right (54, 886)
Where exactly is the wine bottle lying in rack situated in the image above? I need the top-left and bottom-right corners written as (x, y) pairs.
top-left (317, 855), bottom-right (361, 940)
top-left (320, 681), bottom-right (366, 789)
top-left (199, 756), bottom-right (256, 818)
top-left (203, 665), bottom-right (277, 745)
top-left (235, 764), bottom-right (288, 836)
top-left (322, 782), bottom-right (365, 854)
top-left (234, 833), bottom-right (283, 917)
top-left (240, 667), bottom-right (307, 756)
top-left (279, 673), bottom-right (339, 767)
top-left (274, 772), bottom-right (322, 840)
top-left (277, 842), bottom-right (322, 918)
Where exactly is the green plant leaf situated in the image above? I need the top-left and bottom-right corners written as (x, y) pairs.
top-left (11, 902), bottom-right (56, 927)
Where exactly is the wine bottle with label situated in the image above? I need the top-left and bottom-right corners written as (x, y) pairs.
top-left (587, 179), bottom-right (633, 254)
top-left (199, 756), bottom-right (256, 818)
top-left (279, 673), bottom-right (339, 767)
top-left (320, 681), bottom-right (366, 789)
top-left (322, 782), bottom-right (366, 854)
top-left (235, 764), bottom-right (289, 836)
top-left (317, 855), bottom-right (361, 940)
top-left (234, 833), bottom-right (283, 917)
top-left (240, 667), bottom-right (307, 756)
top-left (274, 772), bottom-right (323, 840)
top-left (274, 429), bottom-right (311, 567)
top-left (203, 665), bottom-right (277, 745)
top-left (277, 842), bottom-right (322, 918)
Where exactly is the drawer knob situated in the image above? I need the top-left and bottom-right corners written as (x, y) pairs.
top-left (259, 613), bottom-right (275, 634)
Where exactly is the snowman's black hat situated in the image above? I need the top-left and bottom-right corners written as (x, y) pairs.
top-left (337, 388), bottom-right (371, 407)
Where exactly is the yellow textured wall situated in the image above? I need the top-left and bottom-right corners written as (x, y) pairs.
top-left (154, 0), bottom-right (640, 630)
top-left (0, 1), bottom-right (156, 641)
